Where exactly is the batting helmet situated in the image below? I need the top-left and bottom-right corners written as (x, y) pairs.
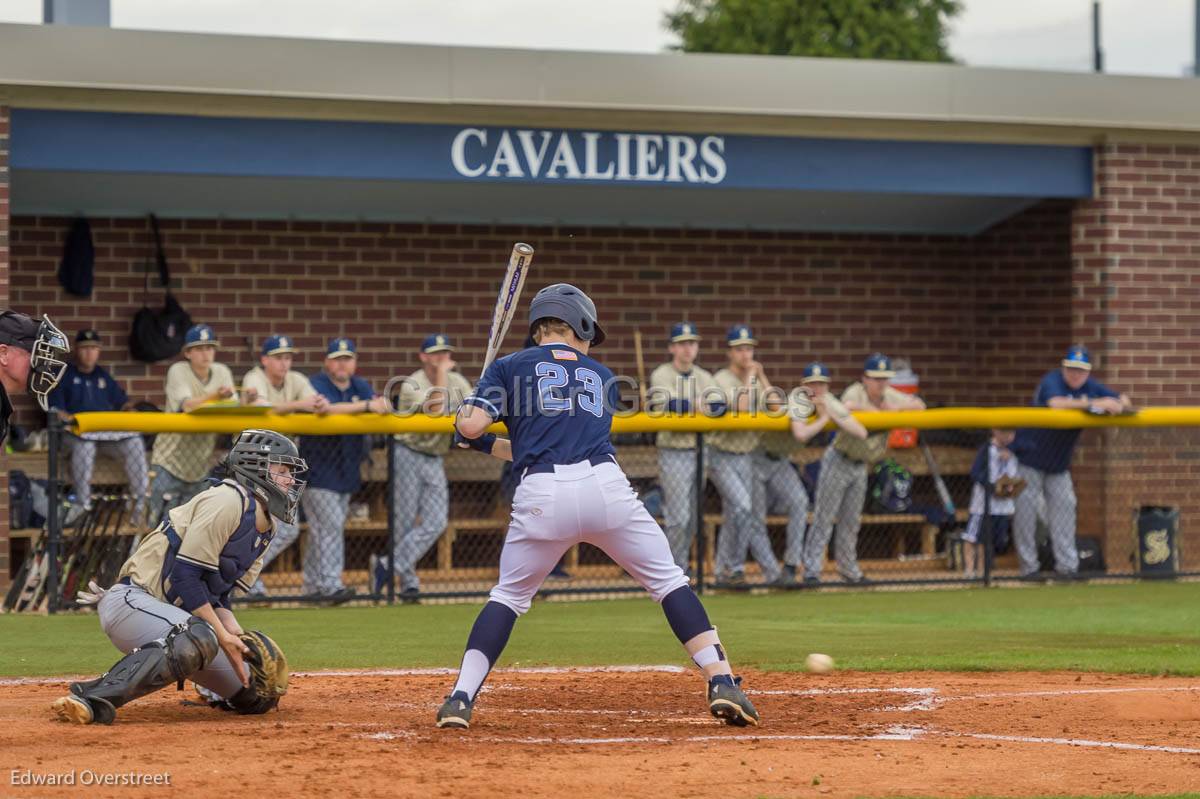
top-left (527, 283), bottom-right (606, 346)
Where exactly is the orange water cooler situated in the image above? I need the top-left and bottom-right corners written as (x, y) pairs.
top-left (887, 364), bottom-right (919, 448)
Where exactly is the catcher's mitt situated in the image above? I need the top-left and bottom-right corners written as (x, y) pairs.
top-left (235, 630), bottom-right (289, 714)
top-left (994, 476), bottom-right (1027, 500)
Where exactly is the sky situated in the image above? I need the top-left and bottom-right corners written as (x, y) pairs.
top-left (3, 0), bottom-right (1196, 77)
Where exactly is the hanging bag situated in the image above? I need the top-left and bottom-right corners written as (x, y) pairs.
top-left (128, 215), bottom-right (192, 363)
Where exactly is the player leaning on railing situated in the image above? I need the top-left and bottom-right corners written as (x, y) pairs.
top-left (51, 429), bottom-right (295, 725)
top-left (441, 283), bottom-right (759, 730)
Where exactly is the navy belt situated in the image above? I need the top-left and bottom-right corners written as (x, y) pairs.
top-left (523, 454), bottom-right (616, 477)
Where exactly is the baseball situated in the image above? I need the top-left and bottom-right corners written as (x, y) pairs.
top-left (805, 653), bottom-right (835, 674)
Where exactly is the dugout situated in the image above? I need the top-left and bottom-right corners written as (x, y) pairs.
top-left (1, 23), bottom-right (1200, 583)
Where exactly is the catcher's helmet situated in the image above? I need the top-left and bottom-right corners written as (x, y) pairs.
top-left (527, 283), bottom-right (605, 346)
top-left (225, 429), bottom-right (307, 524)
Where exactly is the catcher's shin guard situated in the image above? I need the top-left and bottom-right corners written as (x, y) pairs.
top-left (57, 617), bottom-right (219, 725)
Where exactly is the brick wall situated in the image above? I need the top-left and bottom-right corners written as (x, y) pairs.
top-left (8, 204), bottom-right (1072, 426)
top-left (0, 105), bottom-right (10, 589)
top-left (1070, 143), bottom-right (1200, 569)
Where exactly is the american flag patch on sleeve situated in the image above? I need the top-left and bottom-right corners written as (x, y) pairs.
top-left (551, 349), bottom-right (579, 360)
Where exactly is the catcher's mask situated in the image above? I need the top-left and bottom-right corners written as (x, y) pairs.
top-left (30, 315), bottom-right (70, 411)
top-left (225, 429), bottom-right (307, 524)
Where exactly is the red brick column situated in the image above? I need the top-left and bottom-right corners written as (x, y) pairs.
top-left (0, 105), bottom-right (10, 590)
top-left (1071, 143), bottom-right (1200, 569)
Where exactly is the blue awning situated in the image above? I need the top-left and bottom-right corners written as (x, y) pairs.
top-left (9, 109), bottom-right (1093, 234)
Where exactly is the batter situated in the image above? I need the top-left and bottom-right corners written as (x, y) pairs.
top-left (441, 283), bottom-right (759, 730)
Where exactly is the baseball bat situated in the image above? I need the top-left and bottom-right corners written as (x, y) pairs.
top-left (920, 442), bottom-right (956, 517)
top-left (480, 243), bottom-right (535, 376)
top-left (633, 330), bottom-right (648, 410)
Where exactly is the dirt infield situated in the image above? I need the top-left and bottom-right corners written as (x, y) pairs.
top-left (2, 668), bottom-right (1198, 798)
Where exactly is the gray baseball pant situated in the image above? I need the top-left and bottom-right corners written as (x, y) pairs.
top-left (658, 447), bottom-right (701, 571)
top-left (390, 444), bottom-right (450, 591)
top-left (1012, 464), bottom-right (1078, 575)
top-left (96, 581), bottom-right (246, 700)
top-left (67, 435), bottom-right (149, 526)
top-left (301, 487), bottom-right (351, 594)
top-left (752, 451), bottom-right (809, 570)
top-left (708, 448), bottom-right (756, 578)
top-left (802, 448), bottom-right (867, 581)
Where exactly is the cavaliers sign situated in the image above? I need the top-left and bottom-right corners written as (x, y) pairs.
top-left (451, 128), bottom-right (727, 184)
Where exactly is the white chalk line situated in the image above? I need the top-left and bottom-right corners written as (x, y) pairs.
top-left (747, 687), bottom-right (939, 712)
top-left (943, 685), bottom-right (1200, 702)
top-left (950, 731), bottom-right (1200, 756)
top-left (372, 725), bottom-right (1200, 756)
top-left (0, 664), bottom-right (689, 686)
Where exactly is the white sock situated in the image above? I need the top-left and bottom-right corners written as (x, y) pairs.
top-left (451, 649), bottom-right (492, 700)
top-left (691, 644), bottom-right (732, 678)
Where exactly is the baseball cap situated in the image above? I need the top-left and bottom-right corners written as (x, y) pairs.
top-left (0, 311), bottom-right (41, 350)
top-left (670, 322), bottom-right (701, 343)
top-left (327, 337), bottom-right (357, 358)
top-left (262, 334), bottom-right (297, 357)
top-left (1062, 345), bottom-right (1092, 370)
top-left (421, 333), bottom-right (454, 354)
top-left (183, 324), bottom-right (220, 350)
top-left (863, 353), bottom-right (895, 378)
top-left (76, 329), bottom-right (102, 347)
top-left (802, 362), bottom-right (831, 384)
top-left (726, 324), bottom-right (757, 347)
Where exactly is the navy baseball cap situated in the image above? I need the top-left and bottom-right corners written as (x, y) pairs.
top-left (183, 324), bottom-right (219, 350)
top-left (421, 333), bottom-right (454, 354)
top-left (802, 362), bottom-right (831, 384)
top-left (327, 337), bottom-right (357, 359)
top-left (261, 334), bottom-right (297, 357)
top-left (76, 329), bottom-right (102, 347)
top-left (726, 324), bottom-right (757, 347)
top-left (1062, 345), bottom-right (1092, 370)
top-left (669, 322), bottom-right (701, 343)
top-left (863, 353), bottom-right (895, 378)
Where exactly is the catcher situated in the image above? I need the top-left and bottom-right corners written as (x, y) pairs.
top-left (52, 429), bottom-right (295, 724)
top-left (961, 428), bottom-right (1025, 578)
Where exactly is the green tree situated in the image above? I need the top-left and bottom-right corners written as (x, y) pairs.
top-left (665, 0), bottom-right (963, 62)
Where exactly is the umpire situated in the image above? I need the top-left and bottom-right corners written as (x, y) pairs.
top-left (1010, 346), bottom-right (1132, 578)
top-left (0, 310), bottom-right (70, 445)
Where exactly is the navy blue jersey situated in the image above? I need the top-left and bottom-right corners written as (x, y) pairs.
top-left (1012, 369), bottom-right (1119, 473)
top-left (301, 372), bottom-right (375, 493)
top-left (46, 364), bottom-right (128, 414)
top-left (465, 343), bottom-right (618, 472)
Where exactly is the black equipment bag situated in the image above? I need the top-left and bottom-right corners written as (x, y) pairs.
top-left (129, 215), bottom-right (191, 363)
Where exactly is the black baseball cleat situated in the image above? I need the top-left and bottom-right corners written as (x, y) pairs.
top-left (52, 686), bottom-right (116, 725)
top-left (436, 691), bottom-right (474, 729)
top-left (707, 675), bottom-right (759, 727)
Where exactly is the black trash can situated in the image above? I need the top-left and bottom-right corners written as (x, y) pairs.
top-left (1135, 506), bottom-right (1180, 574)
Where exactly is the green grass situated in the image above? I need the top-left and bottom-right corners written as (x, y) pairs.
top-left (2, 582), bottom-right (1198, 677)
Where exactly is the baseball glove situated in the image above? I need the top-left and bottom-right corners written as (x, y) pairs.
top-left (235, 630), bottom-right (289, 714)
top-left (994, 476), bottom-right (1027, 500)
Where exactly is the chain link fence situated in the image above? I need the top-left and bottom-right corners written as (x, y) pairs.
top-left (6, 412), bottom-right (1197, 613)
